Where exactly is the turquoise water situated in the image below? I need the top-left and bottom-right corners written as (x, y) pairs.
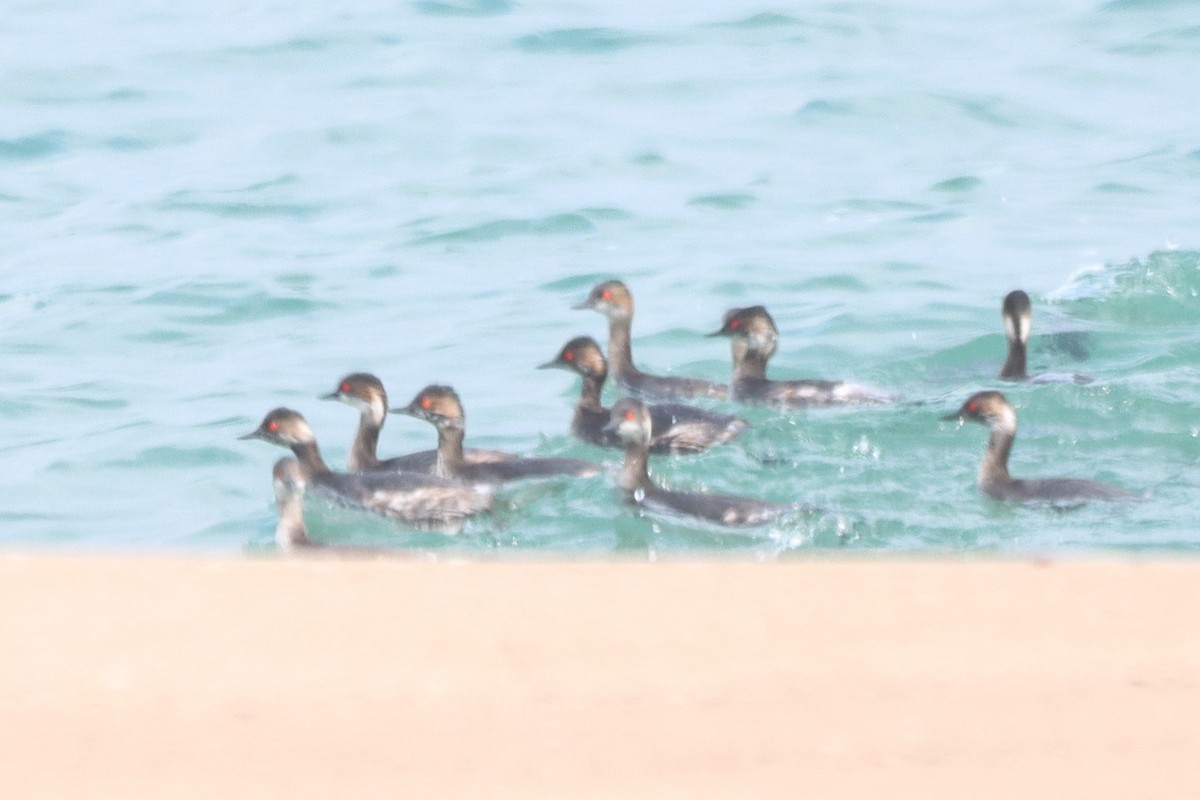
top-left (3, 1), bottom-right (1199, 554)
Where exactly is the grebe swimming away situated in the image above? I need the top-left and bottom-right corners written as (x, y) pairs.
top-left (998, 290), bottom-right (1092, 385)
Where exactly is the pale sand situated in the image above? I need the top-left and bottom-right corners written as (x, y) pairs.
top-left (1, 554), bottom-right (1198, 798)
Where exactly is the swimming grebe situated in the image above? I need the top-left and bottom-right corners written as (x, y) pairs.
top-left (392, 385), bottom-right (601, 484)
top-left (709, 305), bottom-right (891, 407)
top-left (323, 372), bottom-right (513, 471)
top-left (574, 279), bottom-right (728, 400)
top-left (241, 407), bottom-right (492, 529)
top-left (942, 390), bottom-right (1134, 503)
top-left (271, 456), bottom-right (317, 551)
top-left (999, 290), bottom-right (1092, 384)
top-left (539, 335), bottom-right (748, 453)
top-left (269, 457), bottom-right (416, 553)
top-left (604, 397), bottom-right (806, 527)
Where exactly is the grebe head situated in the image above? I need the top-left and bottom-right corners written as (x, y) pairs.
top-left (1001, 290), bottom-right (1032, 346)
top-left (240, 407), bottom-right (317, 447)
top-left (942, 390), bottom-right (1017, 435)
top-left (603, 396), bottom-right (654, 448)
top-left (709, 305), bottom-right (779, 358)
top-left (538, 335), bottom-right (608, 381)
top-left (392, 384), bottom-right (465, 431)
top-left (573, 279), bottom-right (633, 321)
top-left (271, 456), bottom-right (306, 502)
top-left (322, 372), bottom-right (387, 422)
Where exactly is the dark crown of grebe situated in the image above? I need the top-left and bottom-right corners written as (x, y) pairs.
top-left (538, 335), bottom-right (607, 380)
top-left (394, 384), bottom-right (464, 430)
top-left (323, 372), bottom-right (387, 419)
top-left (942, 389), bottom-right (1016, 431)
top-left (709, 305), bottom-right (780, 359)
top-left (606, 395), bottom-right (654, 449)
top-left (942, 389), bottom-right (1134, 503)
top-left (573, 279), bottom-right (633, 321)
top-left (239, 407), bottom-right (318, 449)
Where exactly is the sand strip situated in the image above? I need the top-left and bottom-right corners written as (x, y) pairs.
top-left (1, 554), bottom-right (1198, 798)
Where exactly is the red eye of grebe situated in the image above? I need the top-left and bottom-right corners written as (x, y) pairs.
top-left (340, 382), bottom-right (350, 393)
top-left (624, 409), bottom-right (635, 421)
top-left (421, 397), bottom-right (432, 410)
top-left (967, 401), bottom-right (978, 412)
top-left (601, 290), bottom-right (612, 301)
top-left (267, 420), bottom-right (279, 432)
top-left (564, 351), bottom-right (575, 361)
top-left (730, 319), bottom-right (740, 330)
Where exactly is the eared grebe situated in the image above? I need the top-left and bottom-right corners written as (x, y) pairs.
top-left (323, 372), bottom-right (513, 472)
top-left (539, 335), bottom-right (748, 453)
top-left (574, 279), bottom-right (728, 400)
top-left (604, 397), bottom-right (806, 527)
top-left (942, 390), bottom-right (1134, 503)
top-left (709, 305), bottom-right (892, 407)
top-left (241, 407), bottom-right (492, 529)
top-left (999, 290), bottom-right (1092, 384)
top-left (392, 385), bottom-right (601, 485)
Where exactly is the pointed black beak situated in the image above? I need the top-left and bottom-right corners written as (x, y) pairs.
top-left (941, 411), bottom-right (963, 422)
top-left (571, 298), bottom-right (593, 310)
top-left (238, 428), bottom-right (264, 441)
top-left (706, 326), bottom-right (730, 338)
top-left (537, 357), bottom-right (563, 371)
top-left (389, 402), bottom-right (418, 417)
top-left (319, 391), bottom-right (339, 401)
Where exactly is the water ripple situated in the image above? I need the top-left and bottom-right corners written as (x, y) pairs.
top-left (415, 0), bottom-right (513, 16)
top-left (156, 191), bottom-right (322, 221)
top-left (410, 213), bottom-right (595, 245)
top-left (0, 131), bottom-right (73, 160)
top-left (514, 27), bottom-right (664, 54)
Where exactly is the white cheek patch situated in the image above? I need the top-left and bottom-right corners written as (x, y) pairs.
top-left (995, 404), bottom-right (1018, 435)
top-left (1004, 310), bottom-right (1031, 344)
top-left (367, 397), bottom-right (386, 425)
top-left (345, 394), bottom-right (386, 424)
top-left (343, 394), bottom-right (371, 413)
top-left (295, 420), bottom-right (317, 444)
top-left (748, 330), bottom-right (778, 354)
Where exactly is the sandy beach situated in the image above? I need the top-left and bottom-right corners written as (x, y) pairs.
top-left (1, 554), bottom-right (1197, 798)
